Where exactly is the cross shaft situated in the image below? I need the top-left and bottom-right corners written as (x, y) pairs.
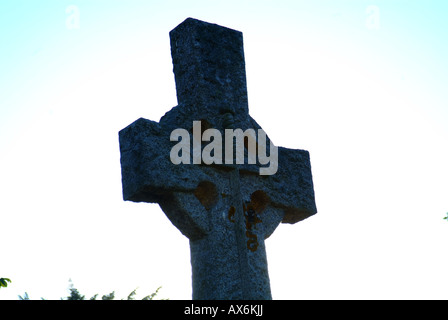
top-left (119, 18), bottom-right (317, 300)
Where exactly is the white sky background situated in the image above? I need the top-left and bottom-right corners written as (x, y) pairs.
top-left (1, 1), bottom-right (447, 300)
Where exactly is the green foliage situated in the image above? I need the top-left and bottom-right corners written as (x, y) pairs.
top-left (100, 291), bottom-right (115, 300)
top-left (0, 278), bottom-right (11, 288)
top-left (18, 281), bottom-right (165, 300)
top-left (141, 286), bottom-right (162, 300)
top-left (18, 292), bottom-right (29, 300)
top-left (69, 283), bottom-right (163, 300)
top-left (88, 286), bottom-right (164, 300)
top-left (67, 281), bottom-right (85, 300)
top-left (126, 289), bottom-right (137, 300)
top-left (18, 292), bottom-right (45, 300)
top-left (444, 212), bottom-right (448, 220)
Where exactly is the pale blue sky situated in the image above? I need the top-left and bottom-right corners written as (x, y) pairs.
top-left (1, 1), bottom-right (447, 299)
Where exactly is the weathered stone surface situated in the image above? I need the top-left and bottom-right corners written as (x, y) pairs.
top-left (119, 18), bottom-right (317, 300)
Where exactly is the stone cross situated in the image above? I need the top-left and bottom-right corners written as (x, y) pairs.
top-left (119, 18), bottom-right (317, 300)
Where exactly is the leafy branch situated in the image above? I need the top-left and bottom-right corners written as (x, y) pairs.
top-left (18, 280), bottom-right (166, 300)
top-left (0, 278), bottom-right (11, 288)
